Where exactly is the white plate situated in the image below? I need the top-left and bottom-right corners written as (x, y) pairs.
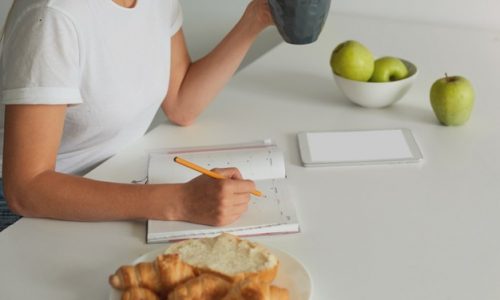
top-left (109, 246), bottom-right (311, 300)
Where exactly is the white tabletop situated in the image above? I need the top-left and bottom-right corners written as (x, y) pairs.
top-left (1, 13), bottom-right (500, 300)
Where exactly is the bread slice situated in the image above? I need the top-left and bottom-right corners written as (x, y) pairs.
top-left (164, 233), bottom-right (279, 283)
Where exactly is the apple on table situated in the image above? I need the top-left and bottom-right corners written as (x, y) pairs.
top-left (430, 74), bottom-right (475, 126)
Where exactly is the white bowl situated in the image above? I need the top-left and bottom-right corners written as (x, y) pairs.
top-left (333, 59), bottom-right (418, 108)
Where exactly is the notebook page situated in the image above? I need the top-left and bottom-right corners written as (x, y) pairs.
top-left (148, 147), bottom-right (285, 183)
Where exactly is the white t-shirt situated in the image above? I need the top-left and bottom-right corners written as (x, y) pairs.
top-left (0, 0), bottom-right (183, 175)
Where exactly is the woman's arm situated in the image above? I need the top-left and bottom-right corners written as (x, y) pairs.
top-left (162, 0), bottom-right (273, 126)
top-left (3, 105), bottom-right (255, 225)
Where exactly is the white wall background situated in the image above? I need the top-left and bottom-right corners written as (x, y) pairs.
top-left (335, 0), bottom-right (500, 32)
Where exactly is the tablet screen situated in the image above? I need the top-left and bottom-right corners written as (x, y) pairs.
top-left (298, 129), bottom-right (422, 166)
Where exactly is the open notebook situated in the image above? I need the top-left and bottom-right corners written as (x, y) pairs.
top-left (146, 140), bottom-right (300, 243)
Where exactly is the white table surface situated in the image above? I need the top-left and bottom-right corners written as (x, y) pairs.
top-left (2, 13), bottom-right (500, 300)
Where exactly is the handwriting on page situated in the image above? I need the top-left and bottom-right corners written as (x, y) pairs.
top-left (147, 148), bottom-right (285, 184)
top-left (181, 149), bottom-right (281, 181)
top-left (250, 179), bottom-right (293, 223)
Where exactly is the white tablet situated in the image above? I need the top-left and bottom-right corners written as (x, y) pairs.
top-left (297, 128), bottom-right (423, 167)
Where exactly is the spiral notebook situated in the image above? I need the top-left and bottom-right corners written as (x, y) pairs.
top-left (146, 140), bottom-right (300, 243)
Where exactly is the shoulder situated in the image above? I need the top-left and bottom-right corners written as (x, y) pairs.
top-left (9, 0), bottom-right (86, 18)
top-left (3, 0), bottom-right (79, 46)
top-left (150, 0), bottom-right (183, 18)
top-left (6, 0), bottom-right (83, 31)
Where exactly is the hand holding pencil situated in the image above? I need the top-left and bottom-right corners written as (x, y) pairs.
top-left (175, 156), bottom-right (260, 226)
top-left (174, 156), bottom-right (262, 197)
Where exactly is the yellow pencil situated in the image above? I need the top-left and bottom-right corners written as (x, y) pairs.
top-left (173, 156), bottom-right (262, 197)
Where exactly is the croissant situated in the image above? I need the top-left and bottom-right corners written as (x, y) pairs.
top-left (121, 287), bottom-right (159, 300)
top-left (222, 276), bottom-right (289, 300)
top-left (168, 274), bottom-right (289, 300)
top-left (109, 254), bottom-right (196, 295)
top-left (168, 273), bottom-right (232, 300)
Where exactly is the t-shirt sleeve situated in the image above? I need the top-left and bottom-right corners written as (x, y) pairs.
top-left (169, 0), bottom-right (183, 36)
top-left (0, 7), bottom-right (82, 105)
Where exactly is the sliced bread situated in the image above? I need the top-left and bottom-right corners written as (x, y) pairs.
top-left (164, 233), bottom-right (279, 283)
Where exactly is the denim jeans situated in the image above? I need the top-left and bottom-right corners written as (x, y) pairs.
top-left (0, 179), bottom-right (21, 231)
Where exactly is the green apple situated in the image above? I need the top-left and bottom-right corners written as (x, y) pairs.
top-left (430, 74), bottom-right (475, 126)
top-left (369, 56), bottom-right (409, 82)
top-left (330, 40), bottom-right (374, 81)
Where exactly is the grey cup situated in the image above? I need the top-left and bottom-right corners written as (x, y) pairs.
top-left (268, 0), bottom-right (331, 45)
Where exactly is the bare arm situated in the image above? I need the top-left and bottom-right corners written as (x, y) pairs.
top-left (3, 105), bottom-right (256, 225)
top-left (162, 0), bottom-right (273, 126)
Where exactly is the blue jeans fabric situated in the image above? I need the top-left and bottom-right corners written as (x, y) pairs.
top-left (0, 179), bottom-right (21, 231)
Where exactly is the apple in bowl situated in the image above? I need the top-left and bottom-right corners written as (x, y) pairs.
top-left (330, 40), bottom-right (418, 108)
top-left (369, 57), bottom-right (409, 83)
top-left (332, 60), bottom-right (417, 108)
top-left (329, 40), bottom-right (374, 82)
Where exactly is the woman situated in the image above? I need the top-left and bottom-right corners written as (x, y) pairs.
top-left (0, 0), bottom-right (274, 231)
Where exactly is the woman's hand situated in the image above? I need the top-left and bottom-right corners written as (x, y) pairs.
top-left (241, 0), bottom-right (275, 35)
top-left (177, 168), bottom-right (256, 226)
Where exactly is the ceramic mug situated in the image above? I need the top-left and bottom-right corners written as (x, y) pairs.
top-left (268, 0), bottom-right (331, 45)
